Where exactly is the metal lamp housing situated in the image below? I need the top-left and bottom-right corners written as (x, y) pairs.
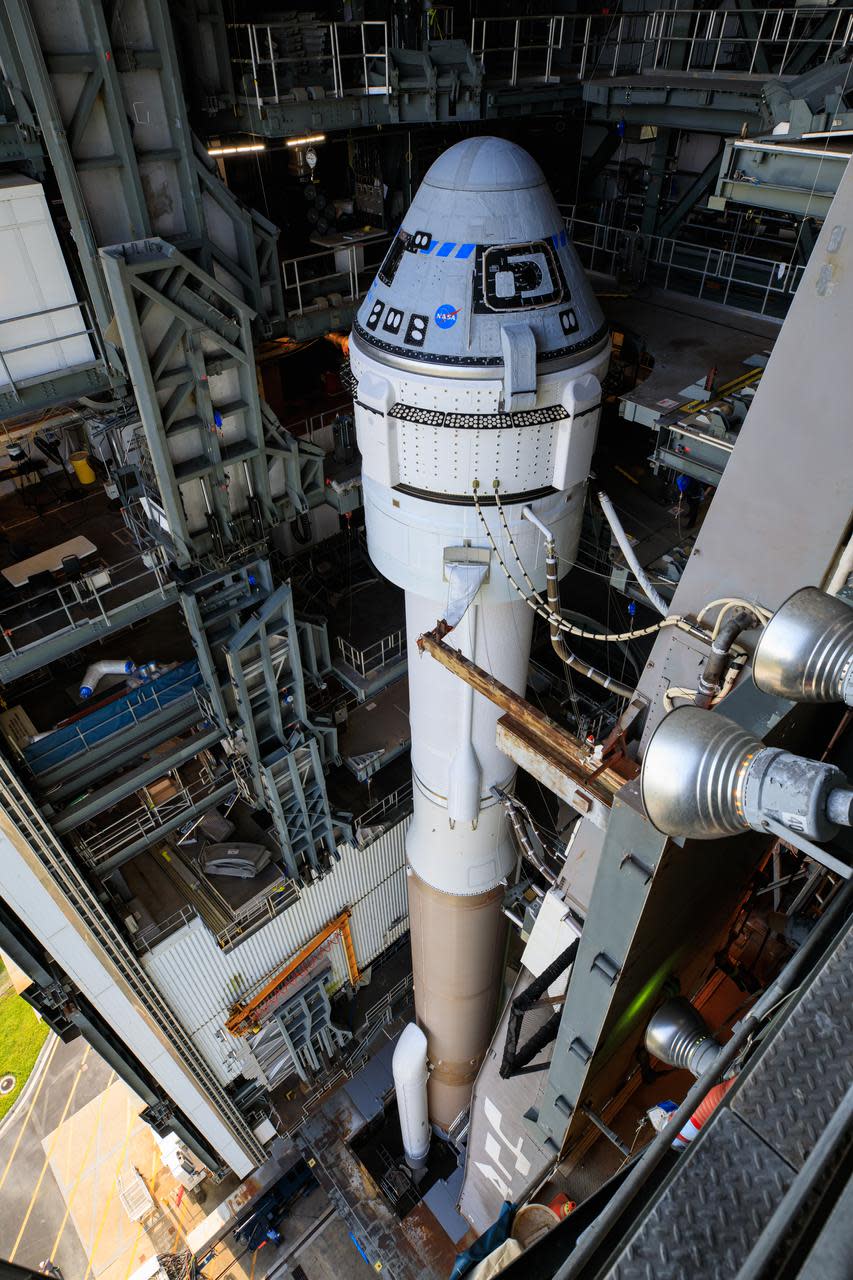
top-left (753, 586), bottom-right (853, 706)
top-left (640, 706), bottom-right (848, 843)
top-left (645, 997), bottom-right (721, 1077)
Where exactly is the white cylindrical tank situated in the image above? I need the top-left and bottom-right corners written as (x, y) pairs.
top-left (392, 1022), bottom-right (431, 1169)
top-left (351, 137), bottom-right (610, 1130)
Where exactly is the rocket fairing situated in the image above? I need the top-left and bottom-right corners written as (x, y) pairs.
top-left (350, 137), bottom-right (610, 1130)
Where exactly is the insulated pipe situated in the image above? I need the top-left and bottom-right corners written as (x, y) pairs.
top-left (392, 1022), bottom-right (431, 1170)
top-left (694, 607), bottom-right (759, 707)
top-left (495, 788), bottom-right (557, 886)
top-left (79, 659), bottom-right (136, 699)
top-left (522, 507), bottom-right (635, 700)
top-left (597, 490), bottom-right (669, 617)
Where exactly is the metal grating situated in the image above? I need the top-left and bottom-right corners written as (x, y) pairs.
top-left (731, 923), bottom-right (853, 1171)
top-left (604, 1109), bottom-right (795, 1279)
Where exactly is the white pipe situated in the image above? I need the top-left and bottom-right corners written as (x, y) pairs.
top-left (597, 490), bottom-right (669, 617)
top-left (392, 1022), bottom-right (430, 1170)
top-left (79, 658), bottom-right (135, 699)
top-left (522, 504), bottom-right (554, 541)
top-left (827, 533), bottom-right (853, 596)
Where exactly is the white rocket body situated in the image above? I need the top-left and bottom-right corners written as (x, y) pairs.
top-left (350, 138), bottom-right (609, 1130)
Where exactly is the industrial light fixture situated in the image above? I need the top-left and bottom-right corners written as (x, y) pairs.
top-left (207, 142), bottom-right (266, 157)
top-left (752, 586), bottom-right (853, 706)
top-left (285, 133), bottom-right (326, 148)
top-left (640, 705), bottom-right (853, 878)
top-left (645, 998), bottom-right (721, 1076)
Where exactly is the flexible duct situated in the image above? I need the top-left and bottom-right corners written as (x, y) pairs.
top-left (392, 1022), bottom-right (430, 1170)
top-left (597, 490), bottom-right (669, 617)
top-left (521, 507), bottom-right (635, 699)
top-left (79, 659), bottom-right (136, 699)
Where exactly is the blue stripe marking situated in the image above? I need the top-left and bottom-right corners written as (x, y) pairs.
top-left (560, 228), bottom-right (568, 247)
top-left (419, 240), bottom-right (437, 254)
top-left (551, 233), bottom-right (559, 250)
top-left (456, 242), bottom-right (475, 259)
top-left (436, 241), bottom-right (456, 257)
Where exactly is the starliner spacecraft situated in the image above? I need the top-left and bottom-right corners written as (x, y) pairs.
top-left (350, 136), bottom-right (610, 1143)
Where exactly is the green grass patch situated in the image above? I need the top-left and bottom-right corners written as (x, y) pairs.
top-left (0, 990), bottom-right (50, 1122)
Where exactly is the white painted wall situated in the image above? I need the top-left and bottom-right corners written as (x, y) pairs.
top-left (140, 821), bottom-right (409, 1084)
top-left (0, 175), bottom-right (94, 386)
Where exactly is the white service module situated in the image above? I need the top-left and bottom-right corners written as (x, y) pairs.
top-left (350, 137), bottom-right (610, 1130)
top-left (0, 174), bottom-right (94, 387)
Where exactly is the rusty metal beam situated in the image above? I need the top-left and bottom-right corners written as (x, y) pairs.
top-left (418, 630), bottom-right (633, 822)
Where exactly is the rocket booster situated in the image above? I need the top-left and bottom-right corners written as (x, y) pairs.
top-left (350, 137), bottom-right (609, 1130)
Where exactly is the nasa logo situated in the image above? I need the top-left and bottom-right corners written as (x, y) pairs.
top-left (434, 304), bottom-right (460, 329)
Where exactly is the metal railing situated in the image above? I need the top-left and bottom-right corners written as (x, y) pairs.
top-left (0, 297), bottom-right (103, 399)
top-left (216, 879), bottom-right (303, 952)
top-left (336, 627), bottom-right (406, 679)
top-left (0, 543), bottom-right (175, 665)
top-left (76, 760), bottom-right (241, 870)
top-left (564, 211), bottom-right (805, 319)
top-left (281, 234), bottom-right (390, 319)
top-left (471, 8), bottom-right (853, 85)
top-left (354, 779), bottom-right (413, 846)
top-left (471, 14), bottom-right (566, 85)
top-left (228, 20), bottom-right (389, 108)
top-left (278, 969), bottom-right (414, 1138)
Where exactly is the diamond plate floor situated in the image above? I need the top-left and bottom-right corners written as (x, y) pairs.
top-left (599, 915), bottom-right (853, 1279)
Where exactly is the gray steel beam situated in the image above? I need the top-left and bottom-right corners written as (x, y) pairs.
top-left (641, 128), bottom-right (671, 237)
top-left (657, 141), bottom-right (724, 240)
top-left (52, 725), bottom-right (223, 832)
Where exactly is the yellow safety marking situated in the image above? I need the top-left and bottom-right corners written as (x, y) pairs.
top-left (680, 367), bottom-right (762, 416)
top-left (9, 1045), bottom-right (92, 1260)
top-left (49, 1070), bottom-right (117, 1260)
top-left (0, 1034), bottom-right (61, 1194)
top-left (118, 1122), bottom-right (158, 1280)
top-left (82, 1091), bottom-right (137, 1280)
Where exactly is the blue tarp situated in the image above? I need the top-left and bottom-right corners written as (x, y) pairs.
top-left (449, 1201), bottom-right (517, 1280)
top-left (24, 659), bottom-right (203, 774)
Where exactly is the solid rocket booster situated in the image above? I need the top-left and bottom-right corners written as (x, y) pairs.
top-left (350, 137), bottom-right (610, 1130)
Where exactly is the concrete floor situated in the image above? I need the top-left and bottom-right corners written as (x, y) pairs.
top-left (0, 1031), bottom-right (378, 1280)
top-left (0, 1032), bottom-right (114, 1277)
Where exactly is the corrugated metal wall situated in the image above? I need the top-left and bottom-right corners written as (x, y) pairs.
top-left (140, 820), bottom-right (409, 1083)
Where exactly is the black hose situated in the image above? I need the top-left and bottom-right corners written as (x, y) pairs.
top-left (695, 608), bottom-right (759, 708)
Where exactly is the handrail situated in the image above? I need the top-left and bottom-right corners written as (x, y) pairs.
top-left (228, 19), bottom-right (389, 108)
top-left (562, 210), bottom-right (804, 319)
top-left (0, 296), bottom-right (105, 398)
top-left (281, 235), bottom-right (390, 318)
top-left (0, 544), bottom-right (175, 663)
top-left (336, 627), bottom-right (405, 678)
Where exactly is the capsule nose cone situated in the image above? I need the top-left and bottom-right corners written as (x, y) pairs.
top-left (422, 136), bottom-right (546, 192)
top-left (353, 138), bottom-right (606, 370)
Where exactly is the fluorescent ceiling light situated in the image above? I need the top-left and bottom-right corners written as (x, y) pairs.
top-left (286, 134), bottom-right (326, 148)
top-left (207, 142), bottom-right (266, 156)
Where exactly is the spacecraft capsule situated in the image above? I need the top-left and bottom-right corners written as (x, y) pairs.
top-left (350, 136), bottom-right (610, 1130)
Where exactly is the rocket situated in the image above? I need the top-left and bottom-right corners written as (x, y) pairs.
top-left (350, 137), bottom-right (610, 1134)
